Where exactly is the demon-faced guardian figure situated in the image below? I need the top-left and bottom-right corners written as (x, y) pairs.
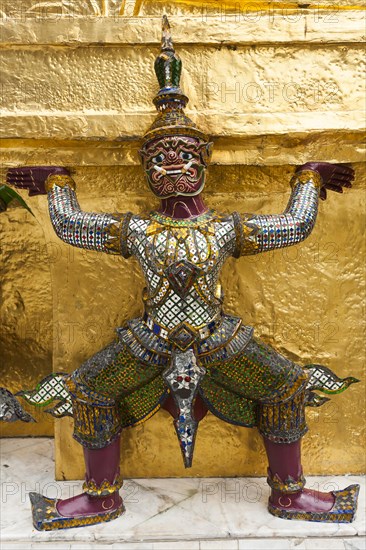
top-left (6, 17), bottom-right (360, 530)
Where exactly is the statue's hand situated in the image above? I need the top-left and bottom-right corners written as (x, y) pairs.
top-left (6, 166), bottom-right (70, 196)
top-left (297, 162), bottom-right (354, 201)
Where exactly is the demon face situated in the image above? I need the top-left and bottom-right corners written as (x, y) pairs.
top-left (139, 136), bottom-right (212, 198)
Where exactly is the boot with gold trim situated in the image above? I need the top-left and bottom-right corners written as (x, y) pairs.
top-left (264, 438), bottom-right (360, 523)
top-left (30, 436), bottom-right (125, 530)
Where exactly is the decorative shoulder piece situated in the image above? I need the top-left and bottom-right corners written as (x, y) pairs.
top-left (45, 174), bottom-right (76, 192)
top-left (290, 170), bottom-right (323, 189)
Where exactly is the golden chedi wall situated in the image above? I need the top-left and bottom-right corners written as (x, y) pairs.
top-left (0, 1), bottom-right (365, 480)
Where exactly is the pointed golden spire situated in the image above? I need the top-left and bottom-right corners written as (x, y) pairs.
top-left (161, 15), bottom-right (174, 51)
top-left (154, 16), bottom-right (183, 92)
top-left (142, 17), bottom-right (208, 145)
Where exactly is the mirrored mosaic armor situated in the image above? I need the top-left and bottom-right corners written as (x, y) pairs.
top-left (47, 171), bottom-right (320, 335)
top-left (43, 168), bottom-right (324, 453)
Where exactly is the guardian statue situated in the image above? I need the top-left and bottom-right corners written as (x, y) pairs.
top-left (5, 17), bottom-right (359, 530)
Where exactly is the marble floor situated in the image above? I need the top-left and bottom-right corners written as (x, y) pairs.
top-left (0, 438), bottom-right (365, 550)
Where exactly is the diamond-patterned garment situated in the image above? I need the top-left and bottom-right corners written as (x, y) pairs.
top-left (126, 209), bottom-right (237, 331)
top-left (47, 170), bottom-right (320, 334)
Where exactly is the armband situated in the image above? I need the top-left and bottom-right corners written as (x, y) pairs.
top-left (45, 174), bottom-right (76, 192)
top-left (290, 170), bottom-right (322, 190)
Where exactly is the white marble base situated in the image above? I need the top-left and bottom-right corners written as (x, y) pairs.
top-left (0, 439), bottom-right (365, 549)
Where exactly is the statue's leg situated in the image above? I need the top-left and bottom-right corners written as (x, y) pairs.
top-left (258, 382), bottom-right (360, 523)
top-left (30, 339), bottom-right (166, 530)
top-left (199, 336), bottom-right (359, 522)
top-left (30, 385), bottom-right (125, 531)
top-left (263, 437), bottom-right (334, 511)
top-left (56, 435), bottom-right (123, 517)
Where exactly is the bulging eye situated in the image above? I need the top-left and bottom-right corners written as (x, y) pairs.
top-left (179, 152), bottom-right (193, 161)
top-left (152, 153), bottom-right (165, 164)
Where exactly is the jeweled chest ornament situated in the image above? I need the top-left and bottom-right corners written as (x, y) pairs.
top-left (165, 259), bottom-right (203, 297)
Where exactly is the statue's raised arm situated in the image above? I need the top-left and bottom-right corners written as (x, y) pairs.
top-left (232, 161), bottom-right (354, 257)
top-left (6, 166), bottom-right (131, 257)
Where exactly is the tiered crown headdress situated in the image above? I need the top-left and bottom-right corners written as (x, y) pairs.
top-left (142, 16), bottom-right (208, 144)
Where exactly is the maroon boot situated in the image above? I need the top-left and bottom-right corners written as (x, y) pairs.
top-left (263, 437), bottom-right (359, 523)
top-left (29, 436), bottom-right (125, 530)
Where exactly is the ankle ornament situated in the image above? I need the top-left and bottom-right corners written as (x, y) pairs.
top-left (267, 469), bottom-right (306, 494)
top-left (83, 474), bottom-right (123, 497)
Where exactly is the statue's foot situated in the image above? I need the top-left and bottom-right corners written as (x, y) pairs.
top-left (268, 484), bottom-right (360, 523)
top-left (270, 487), bottom-right (335, 513)
top-left (56, 491), bottom-right (122, 517)
top-left (29, 491), bottom-right (124, 531)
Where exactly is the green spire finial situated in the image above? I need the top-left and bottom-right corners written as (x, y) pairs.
top-left (143, 17), bottom-right (208, 144)
top-left (154, 16), bottom-right (182, 91)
